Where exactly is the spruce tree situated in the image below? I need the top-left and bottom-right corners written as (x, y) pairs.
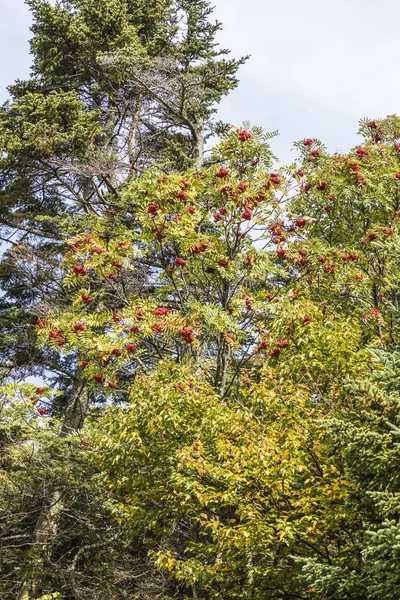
top-left (0, 2), bottom-right (245, 598)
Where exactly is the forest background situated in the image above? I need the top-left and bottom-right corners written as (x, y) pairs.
top-left (1, 2), bottom-right (400, 600)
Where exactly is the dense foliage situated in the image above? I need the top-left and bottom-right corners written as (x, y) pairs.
top-left (1, 2), bottom-right (400, 600)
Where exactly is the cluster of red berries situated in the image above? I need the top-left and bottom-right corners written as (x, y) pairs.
top-left (153, 306), bottom-right (171, 317)
top-left (270, 173), bottom-right (281, 186)
top-left (238, 130), bottom-right (252, 142)
top-left (268, 339), bottom-right (289, 358)
top-left (213, 207), bottom-right (228, 223)
top-left (188, 242), bottom-right (208, 255)
top-left (242, 208), bottom-right (253, 221)
top-left (342, 253), bottom-right (358, 262)
top-left (177, 190), bottom-right (188, 201)
top-left (325, 263), bottom-right (339, 274)
top-left (216, 168), bottom-right (230, 179)
top-left (270, 222), bottom-right (285, 243)
top-left (49, 330), bottom-right (66, 346)
top-left (147, 204), bottom-right (161, 216)
top-left (37, 408), bottom-right (49, 416)
top-left (81, 293), bottom-right (93, 304)
top-left (179, 327), bottom-right (195, 343)
top-left (174, 257), bottom-right (186, 267)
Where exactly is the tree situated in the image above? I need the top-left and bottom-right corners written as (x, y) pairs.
top-left (37, 117), bottom-right (400, 599)
top-left (33, 126), bottom-right (368, 599)
top-left (0, 1), bottom-right (245, 598)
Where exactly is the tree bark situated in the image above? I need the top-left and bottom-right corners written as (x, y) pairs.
top-left (192, 117), bottom-right (205, 169)
top-left (17, 380), bottom-right (90, 600)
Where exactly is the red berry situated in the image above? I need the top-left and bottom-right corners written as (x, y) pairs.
top-left (81, 293), bottom-right (93, 304)
top-left (37, 408), bottom-right (49, 416)
top-left (153, 307), bottom-right (170, 317)
top-left (36, 387), bottom-right (45, 395)
top-left (242, 208), bottom-right (253, 221)
top-left (49, 330), bottom-right (62, 339)
top-left (126, 344), bottom-right (137, 354)
top-left (74, 322), bottom-right (86, 332)
top-left (91, 247), bottom-right (103, 255)
top-left (356, 147), bottom-right (369, 156)
top-left (93, 375), bottom-right (105, 383)
top-left (81, 361), bottom-right (89, 369)
top-left (179, 327), bottom-right (195, 343)
top-left (112, 260), bottom-right (123, 269)
top-left (108, 381), bottom-right (117, 389)
top-left (218, 259), bottom-right (229, 268)
top-left (270, 174), bottom-right (281, 186)
top-left (112, 348), bottom-right (122, 357)
top-left (187, 206), bottom-right (196, 214)
top-left (176, 190), bottom-right (188, 201)
top-left (269, 348), bottom-right (281, 358)
top-left (216, 168), bottom-right (230, 179)
top-left (73, 265), bottom-right (87, 276)
top-left (258, 340), bottom-right (270, 350)
top-left (277, 249), bottom-right (288, 259)
top-left (303, 138), bottom-right (313, 146)
top-left (316, 181), bottom-right (327, 191)
top-left (130, 325), bottom-right (141, 333)
top-left (277, 339), bottom-right (289, 348)
top-left (295, 218), bottom-right (307, 228)
top-left (238, 129), bottom-right (252, 142)
top-left (303, 315), bottom-right (312, 325)
top-left (107, 273), bottom-right (117, 280)
top-left (174, 257), bottom-right (186, 267)
top-left (147, 204), bottom-right (161, 215)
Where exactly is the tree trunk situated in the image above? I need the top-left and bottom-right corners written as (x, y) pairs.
top-left (192, 117), bottom-right (205, 169)
top-left (17, 380), bottom-right (90, 600)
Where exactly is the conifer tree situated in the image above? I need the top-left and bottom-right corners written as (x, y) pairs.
top-left (0, 2), bottom-right (245, 598)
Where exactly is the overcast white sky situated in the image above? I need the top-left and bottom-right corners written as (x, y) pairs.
top-left (1, 0), bottom-right (400, 163)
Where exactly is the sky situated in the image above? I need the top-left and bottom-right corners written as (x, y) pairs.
top-left (1, 0), bottom-right (400, 164)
